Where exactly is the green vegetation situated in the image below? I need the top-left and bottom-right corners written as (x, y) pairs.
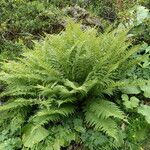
top-left (0, 0), bottom-right (66, 60)
top-left (0, 0), bottom-right (149, 150)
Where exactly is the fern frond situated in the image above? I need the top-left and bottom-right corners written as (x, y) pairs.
top-left (0, 99), bottom-right (36, 111)
top-left (85, 111), bottom-right (118, 139)
top-left (22, 124), bottom-right (49, 148)
top-left (102, 79), bottom-right (149, 94)
top-left (87, 99), bottom-right (125, 120)
top-left (30, 104), bottom-right (75, 126)
top-left (85, 99), bottom-right (125, 139)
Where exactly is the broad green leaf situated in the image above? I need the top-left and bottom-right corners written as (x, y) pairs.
top-left (138, 105), bottom-right (150, 123)
top-left (130, 97), bottom-right (140, 108)
top-left (0, 142), bottom-right (11, 150)
top-left (53, 140), bottom-right (61, 150)
top-left (119, 5), bottom-right (149, 28)
top-left (136, 6), bottom-right (149, 25)
top-left (140, 84), bottom-right (150, 98)
top-left (121, 94), bottom-right (129, 101)
top-left (145, 46), bottom-right (150, 53)
top-left (120, 86), bottom-right (141, 94)
top-left (122, 94), bottom-right (139, 109)
top-left (142, 61), bottom-right (150, 68)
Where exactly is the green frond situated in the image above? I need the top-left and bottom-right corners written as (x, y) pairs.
top-left (103, 79), bottom-right (149, 94)
top-left (30, 104), bottom-right (75, 126)
top-left (85, 110), bottom-right (118, 139)
top-left (87, 99), bottom-right (125, 120)
top-left (31, 114), bottom-right (61, 127)
top-left (85, 99), bottom-right (125, 139)
top-left (0, 99), bottom-right (36, 111)
top-left (34, 105), bottom-right (75, 118)
top-left (22, 124), bottom-right (49, 148)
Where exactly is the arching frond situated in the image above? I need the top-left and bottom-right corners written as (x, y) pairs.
top-left (85, 99), bottom-right (126, 139)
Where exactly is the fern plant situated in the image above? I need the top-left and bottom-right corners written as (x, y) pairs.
top-left (0, 22), bottom-right (148, 149)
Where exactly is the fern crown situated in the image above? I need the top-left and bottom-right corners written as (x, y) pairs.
top-left (0, 22), bottom-right (145, 149)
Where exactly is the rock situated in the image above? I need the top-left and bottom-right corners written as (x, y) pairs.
top-left (64, 5), bottom-right (103, 31)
